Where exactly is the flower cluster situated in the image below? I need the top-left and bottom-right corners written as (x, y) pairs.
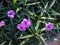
top-left (0, 21), bottom-right (5, 27)
top-left (0, 10), bottom-right (53, 31)
top-left (7, 10), bottom-right (15, 18)
top-left (45, 22), bottom-right (53, 31)
top-left (17, 19), bottom-right (31, 31)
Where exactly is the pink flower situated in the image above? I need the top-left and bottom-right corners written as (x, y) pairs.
top-left (7, 10), bottom-right (15, 18)
top-left (0, 21), bottom-right (5, 27)
top-left (21, 19), bottom-right (31, 28)
top-left (17, 19), bottom-right (31, 31)
top-left (45, 22), bottom-right (53, 31)
top-left (17, 24), bottom-right (26, 31)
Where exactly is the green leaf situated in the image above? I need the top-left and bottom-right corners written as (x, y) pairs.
top-left (35, 33), bottom-right (46, 45)
top-left (49, 0), bottom-right (56, 9)
top-left (27, 2), bottom-right (40, 6)
top-left (18, 34), bottom-right (34, 39)
top-left (40, 35), bottom-right (47, 45)
top-left (13, 0), bottom-right (17, 4)
top-left (8, 40), bottom-right (12, 45)
top-left (25, 10), bottom-right (37, 17)
top-left (51, 11), bottom-right (60, 15)
top-left (0, 41), bottom-right (6, 45)
top-left (44, 2), bottom-right (48, 9)
top-left (35, 20), bottom-right (40, 33)
top-left (24, 0), bottom-right (27, 6)
top-left (16, 7), bottom-right (22, 13)
top-left (41, 17), bottom-right (56, 20)
top-left (41, 28), bottom-right (45, 32)
top-left (10, 19), bottom-right (14, 28)
top-left (20, 39), bottom-right (29, 45)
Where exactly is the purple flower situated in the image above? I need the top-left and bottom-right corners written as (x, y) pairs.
top-left (0, 21), bottom-right (5, 27)
top-left (45, 22), bottom-right (53, 31)
top-left (17, 24), bottom-right (26, 31)
top-left (21, 19), bottom-right (31, 28)
top-left (17, 19), bottom-right (31, 31)
top-left (7, 10), bottom-right (15, 18)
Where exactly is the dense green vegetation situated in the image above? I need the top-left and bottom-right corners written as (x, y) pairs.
top-left (0, 0), bottom-right (60, 45)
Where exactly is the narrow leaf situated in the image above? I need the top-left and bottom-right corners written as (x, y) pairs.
top-left (18, 34), bottom-right (34, 39)
top-left (49, 0), bottom-right (56, 9)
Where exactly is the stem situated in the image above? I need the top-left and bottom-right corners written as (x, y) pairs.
top-left (10, 19), bottom-right (14, 28)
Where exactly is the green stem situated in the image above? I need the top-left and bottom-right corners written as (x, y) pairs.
top-left (35, 20), bottom-right (40, 33)
top-left (10, 19), bottom-right (14, 28)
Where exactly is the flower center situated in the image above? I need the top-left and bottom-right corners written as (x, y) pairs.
top-left (9, 12), bottom-right (13, 15)
top-left (48, 26), bottom-right (51, 28)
